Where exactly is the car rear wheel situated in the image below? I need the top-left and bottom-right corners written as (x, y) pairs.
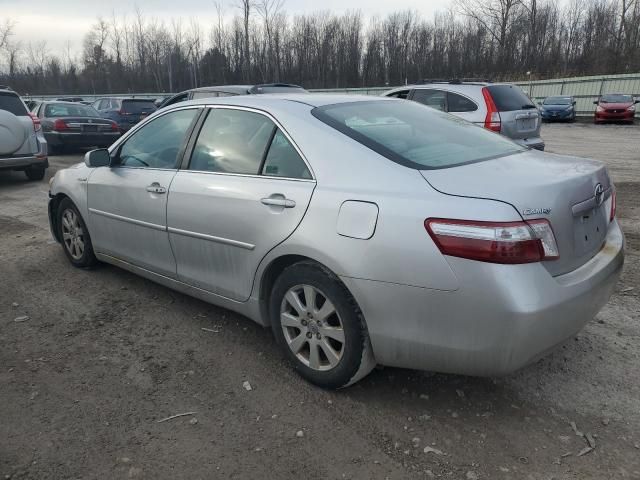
top-left (24, 166), bottom-right (45, 181)
top-left (57, 198), bottom-right (97, 268)
top-left (270, 261), bottom-right (375, 389)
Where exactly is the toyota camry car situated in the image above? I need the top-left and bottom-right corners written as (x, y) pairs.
top-left (47, 94), bottom-right (624, 389)
top-left (594, 94), bottom-right (638, 123)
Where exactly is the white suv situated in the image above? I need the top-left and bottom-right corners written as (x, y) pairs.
top-left (0, 87), bottom-right (48, 180)
top-left (384, 81), bottom-right (544, 151)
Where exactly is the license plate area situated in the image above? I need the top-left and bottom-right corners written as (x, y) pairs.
top-left (517, 117), bottom-right (537, 131)
top-left (573, 207), bottom-right (608, 255)
top-left (83, 125), bottom-right (98, 132)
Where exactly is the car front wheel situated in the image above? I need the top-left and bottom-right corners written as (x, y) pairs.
top-left (57, 198), bottom-right (97, 268)
top-left (270, 261), bottom-right (375, 389)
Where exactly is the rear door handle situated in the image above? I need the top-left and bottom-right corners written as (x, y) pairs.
top-left (146, 182), bottom-right (167, 194)
top-left (261, 197), bottom-right (296, 208)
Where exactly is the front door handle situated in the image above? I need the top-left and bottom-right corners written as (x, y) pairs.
top-left (146, 182), bottom-right (167, 194)
top-left (261, 196), bottom-right (296, 208)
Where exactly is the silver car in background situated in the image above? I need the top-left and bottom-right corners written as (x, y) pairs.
top-left (384, 80), bottom-right (545, 151)
top-left (48, 94), bottom-right (622, 388)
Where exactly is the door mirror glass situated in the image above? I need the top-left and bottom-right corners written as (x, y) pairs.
top-left (593, 100), bottom-right (598, 104)
top-left (84, 149), bottom-right (111, 168)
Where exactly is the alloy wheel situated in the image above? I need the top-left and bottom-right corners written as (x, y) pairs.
top-left (280, 284), bottom-right (345, 371)
top-left (61, 208), bottom-right (85, 260)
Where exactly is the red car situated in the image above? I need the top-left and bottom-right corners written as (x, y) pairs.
top-left (594, 94), bottom-right (638, 123)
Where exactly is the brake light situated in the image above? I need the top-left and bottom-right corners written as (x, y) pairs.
top-left (29, 113), bottom-right (41, 132)
top-left (53, 119), bottom-right (68, 131)
top-left (110, 121), bottom-right (119, 132)
top-left (424, 218), bottom-right (559, 264)
top-left (609, 189), bottom-right (616, 222)
top-left (481, 87), bottom-right (501, 132)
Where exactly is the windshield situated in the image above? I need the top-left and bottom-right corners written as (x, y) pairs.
top-left (0, 92), bottom-right (29, 116)
top-left (312, 100), bottom-right (525, 170)
top-left (543, 96), bottom-right (572, 105)
top-left (44, 103), bottom-right (100, 117)
top-left (600, 94), bottom-right (633, 103)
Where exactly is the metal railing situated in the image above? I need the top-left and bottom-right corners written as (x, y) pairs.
top-left (23, 72), bottom-right (640, 116)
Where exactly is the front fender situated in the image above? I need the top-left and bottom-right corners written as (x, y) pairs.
top-left (49, 162), bottom-right (92, 222)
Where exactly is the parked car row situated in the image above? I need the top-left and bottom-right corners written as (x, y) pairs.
top-left (537, 94), bottom-right (638, 123)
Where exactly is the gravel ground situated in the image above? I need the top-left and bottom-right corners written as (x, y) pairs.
top-left (1, 123), bottom-right (639, 479)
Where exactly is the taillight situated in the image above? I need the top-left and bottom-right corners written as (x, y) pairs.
top-left (29, 113), bottom-right (41, 132)
top-left (53, 119), bottom-right (68, 131)
top-left (424, 218), bottom-right (559, 264)
top-left (481, 87), bottom-right (501, 132)
top-left (110, 121), bottom-right (119, 132)
top-left (609, 190), bottom-right (616, 222)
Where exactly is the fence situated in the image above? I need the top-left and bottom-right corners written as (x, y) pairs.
top-left (24, 72), bottom-right (640, 116)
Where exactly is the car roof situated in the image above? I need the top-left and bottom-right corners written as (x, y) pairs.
top-left (176, 93), bottom-right (389, 110)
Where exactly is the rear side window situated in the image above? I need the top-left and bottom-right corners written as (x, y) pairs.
top-left (312, 100), bottom-right (524, 170)
top-left (189, 109), bottom-right (275, 174)
top-left (0, 93), bottom-right (29, 116)
top-left (447, 92), bottom-right (478, 113)
top-left (122, 100), bottom-right (157, 114)
top-left (485, 85), bottom-right (535, 111)
top-left (412, 89), bottom-right (446, 111)
top-left (262, 129), bottom-right (311, 179)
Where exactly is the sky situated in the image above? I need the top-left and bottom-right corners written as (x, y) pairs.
top-left (3, 0), bottom-right (452, 57)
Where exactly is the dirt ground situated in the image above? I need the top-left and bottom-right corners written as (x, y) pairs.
top-left (1, 123), bottom-right (639, 480)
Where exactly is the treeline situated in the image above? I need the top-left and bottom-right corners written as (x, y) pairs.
top-left (1, 0), bottom-right (639, 95)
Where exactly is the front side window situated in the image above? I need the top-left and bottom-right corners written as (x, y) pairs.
top-left (312, 100), bottom-right (525, 170)
top-left (412, 89), bottom-right (446, 111)
top-left (447, 92), bottom-right (478, 113)
top-left (189, 109), bottom-right (275, 174)
top-left (117, 108), bottom-right (198, 169)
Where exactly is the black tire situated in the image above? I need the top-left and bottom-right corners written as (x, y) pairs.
top-left (270, 261), bottom-right (375, 389)
top-left (56, 198), bottom-right (98, 268)
top-left (24, 166), bottom-right (46, 181)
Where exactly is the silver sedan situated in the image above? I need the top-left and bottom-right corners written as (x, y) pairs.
top-left (48, 94), bottom-right (624, 388)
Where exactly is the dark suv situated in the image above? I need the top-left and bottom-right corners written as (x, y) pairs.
top-left (0, 87), bottom-right (48, 180)
top-left (92, 98), bottom-right (157, 132)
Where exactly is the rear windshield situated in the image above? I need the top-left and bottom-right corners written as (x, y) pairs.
top-left (312, 100), bottom-right (525, 170)
top-left (600, 94), bottom-right (633, 103)
top-left (486, 85), bottom-right (536, 111)
top-left (122, 99), bottom-right (157, 113)
top-left (543, 96), bottom-right (572, 105)
top-left (45, 103), bottom-right (100, 117)
top-left (0, 93), bottom-right (29, 116)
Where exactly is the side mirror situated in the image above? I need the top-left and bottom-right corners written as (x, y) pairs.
top-left (635, 100), bottom-right (640, 104)
top-left (593, 100), bottom-right (598, 105)
top-left (537, 101), bottom-right (542, 105)
top-left (573, 101), bottom-right (577, 105)
top-left (84, 148), bottom-right (111, 168)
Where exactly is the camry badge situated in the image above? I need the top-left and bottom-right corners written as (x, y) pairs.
top-left (522, 208), bottom-right (551, 216)
top-left (594, 183), bottom-right (604, 206)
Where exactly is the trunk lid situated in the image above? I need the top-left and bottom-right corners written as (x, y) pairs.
top-left (52, 117), bottom-right (114, 132)
top-left (421, 150), bottom-right (613, 276)
top-left (485, 84), bottom-right (541, 141)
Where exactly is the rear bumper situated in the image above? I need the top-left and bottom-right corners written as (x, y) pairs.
top-left (342, 220), bottom-right (624, 376)
top-left (45, 131), bottom-right (121, 147)
top-left (0, 154), bottom-right (49, 171)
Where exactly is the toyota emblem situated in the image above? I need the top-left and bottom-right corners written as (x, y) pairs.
top-left (594, 183), bottom-right (604, 206)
